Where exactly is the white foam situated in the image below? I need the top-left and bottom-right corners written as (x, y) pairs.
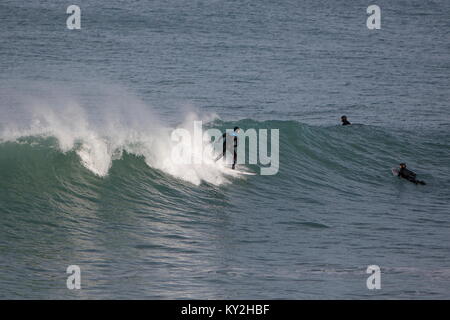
top-left (0, 83), bottom-right (230, 185)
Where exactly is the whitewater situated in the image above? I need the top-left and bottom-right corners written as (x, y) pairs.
top-left (0, 83), bottom-right (242, 185)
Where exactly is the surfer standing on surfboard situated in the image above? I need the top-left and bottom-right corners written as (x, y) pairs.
top-left (215, 127), bottom-right (240, 169)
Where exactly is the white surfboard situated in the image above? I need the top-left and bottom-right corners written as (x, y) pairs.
top-left (391, 168), bottom-right (399, 176)
top-left (223, 167), bottom-right (257, 176)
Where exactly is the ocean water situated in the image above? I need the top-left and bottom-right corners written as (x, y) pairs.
top-left (0, 0), bottom-right (449, 299)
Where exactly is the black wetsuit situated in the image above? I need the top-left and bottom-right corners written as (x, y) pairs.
top-left (215, 132), bottom-right (238, 169)
top-left (342, 120), bottom-right (351, 126)
top-left (398, 167), bottom-right (426, 185)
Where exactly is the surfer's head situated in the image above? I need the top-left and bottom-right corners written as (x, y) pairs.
top-left (234, 126), bottom-right (240, 133)
top-left (399, 163), bottom-right (406, 169)
top-left (341, 115), bottom-right (347, 121)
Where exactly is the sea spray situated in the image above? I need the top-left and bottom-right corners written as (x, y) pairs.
top-left (0, 83), bottom-right (229, 185)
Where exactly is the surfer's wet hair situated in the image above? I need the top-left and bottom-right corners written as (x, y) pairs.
top-left (234, 126), bottom-right (240, 131)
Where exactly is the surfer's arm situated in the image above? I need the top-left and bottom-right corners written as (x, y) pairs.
top-left (215, 133), bottom-right (226, 144)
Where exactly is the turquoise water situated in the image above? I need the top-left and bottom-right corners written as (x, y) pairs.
top-left (0, 0), bottom-right (449, 299)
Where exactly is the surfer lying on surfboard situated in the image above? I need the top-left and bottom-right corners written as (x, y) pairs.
top-left (215, 126), bottom-right (240, 169)
top-left (341, 115), bottom-right (351, 126)
top-left (394, 163), bottom-right (426, 185)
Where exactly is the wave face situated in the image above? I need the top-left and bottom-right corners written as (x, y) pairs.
top-left (2, 116), bottom-right (449, 209)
